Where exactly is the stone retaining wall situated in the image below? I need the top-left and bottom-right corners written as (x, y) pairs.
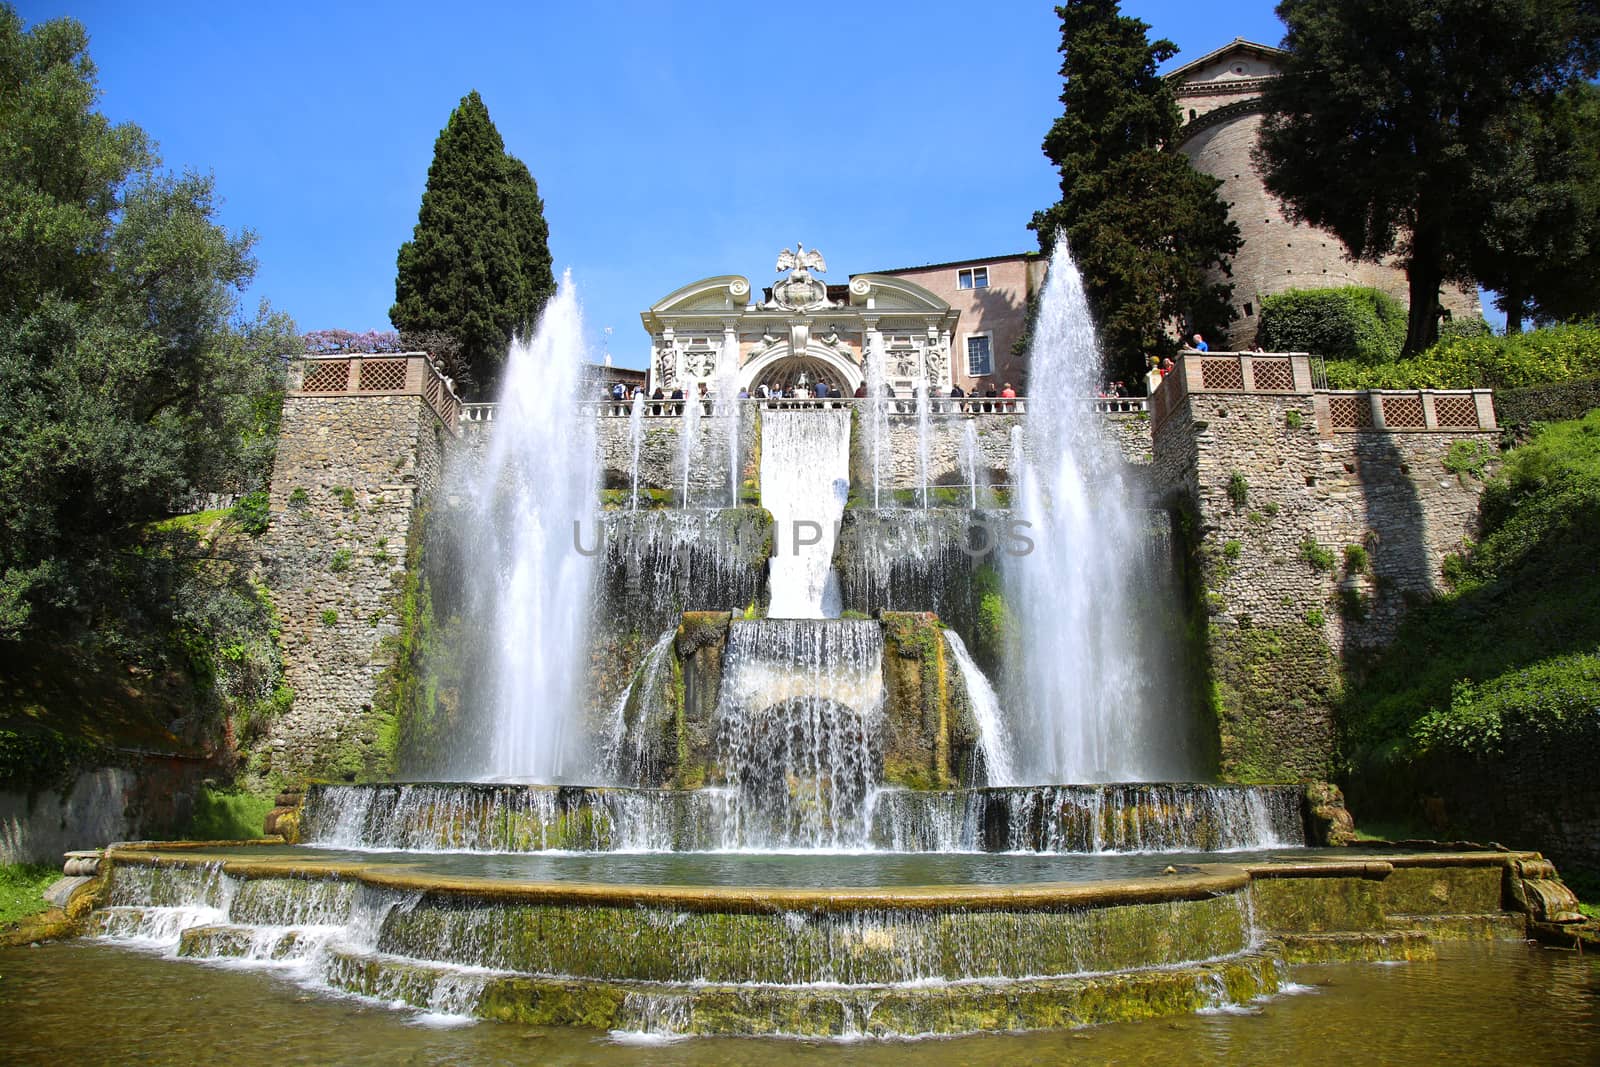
top-left (257, 394), bottom-right (447, 779)
top-left (1154, 384), bottom-right (1498, 782)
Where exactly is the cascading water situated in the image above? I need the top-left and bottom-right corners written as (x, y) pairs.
top-left (711, 619), bottom-right (885, 849)
top-left (1005, 236), bottom-right (1194, 783)
top-left (762, 407), bottom-right (850, 619)
top-left (468, 275), bottom-right (599, 782)
top-left (944, 630), bottom-right (1014, 786)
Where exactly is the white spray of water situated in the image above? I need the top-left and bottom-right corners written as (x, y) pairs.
top-left (474, 274), bottom-right (599, 781)
top-left (1004, 237), bottom-right (1192, 783)
top-left (678, 378), bottom-right (702, 506)
top-left (628, 391), bottom-right (644, 510)
top-left (961, 421), bottom-right (980, 510)
top-left (762, 408), bottom-right (849, 618)
top-left (916, 380), bottom-right (931, 509)
top-left (714, 332), bottom-right (742, 506)
top-left (864, 334), bottom-right (889, 508)
top-left (943, 630), bottom-right (1015, 786)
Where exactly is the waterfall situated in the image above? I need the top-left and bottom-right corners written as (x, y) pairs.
top-left (628, 391), bottom-right (644, 510)
top-left (469, 274), bottom-right (599, 782)
top-left (1005, 236), bottom-right (1194, 783)
top-left (944, 630), bottom-right (1015, 785)
top-left (762, 407), bottom-right (849, 619)
top-left (678, 381), bottom-right (702, 506)
top-left (602, 628), bottom-right (677, 783)
top-left (712, 619), bottom-right (885, 849)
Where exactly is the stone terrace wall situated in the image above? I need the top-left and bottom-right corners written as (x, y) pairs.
top-left (258, 391), bottom-right (448, 780)
top-left (1152, 356), bottom-right (1499, 782)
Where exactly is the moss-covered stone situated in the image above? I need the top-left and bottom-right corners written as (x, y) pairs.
top-left (1209, 622), bottom-right (1342, 782)
top-left (1377, 864), bottom-right (1503, 915)
top-left (1250, 875), bottom-right (1388, 933)
top-left (1271, 930), bottom-right (1436, 964)
top-left (879, 612), bottom-right (956, 790)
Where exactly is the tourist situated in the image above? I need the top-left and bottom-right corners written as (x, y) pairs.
top-left (949, 382), bottom-right (966, 413)
top-left (1190, 332), bottom-right (1209, 352)
top-left (814, 380), bottom-right (829, 400)
top-left (738, 387), bottom-right (750, 400)
top-left (1249, 343), bottom-right (1264, 353)
top-left (854, 382), bottom-right (867, 399)
top-left (1160, 357), bottom-right (1175, 377)
top-left (983, 381), bottom-right (998, 413)
top-left (669, 385), bottom-right (684, 415)
top-left (651, 386), bottom-right (665, 416)
top-left (1000, 381), bottom-right (1017, 411)
top-left (610, 381), bottom-right (626, 402)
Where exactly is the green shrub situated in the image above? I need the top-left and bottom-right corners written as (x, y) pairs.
top-left (1257, 286), bottom-right (1407, 364)
top-left (1263, 502), bottom-right (1280, 517)
top-left (288, 487), bottom-right (309, 507)
top-left (0, 863), bottom-right (61, 926)
top-left (1226, 472), bottom-right (1249, 508)
top-left (1285, 409), bottom-right (1304, 430)
top-left (329, 549), bottom-right (352, 573)
top-left (1410, 653), bottom-right (1600, 758)
top-left (230, 491), bottom-right (270, 536)
top-left (1344, 544), bottom-right (1369, 573)
top-left (1299, 536), bottom-right (1336, 572)
top-left (1495, 375), bottom-right (1600, 430)
top-left (1223, 539), bottom-right (1242, 561)
top-left (1439, 317), bottom-right (1493, 342)
top-left (1305, 608), bottom-right (1326, 628)
top-left (1325, 323), bottom-right (1600, 390)
top-left (320, 609), bottom-right (338, 626)
top-left (1444, 440), bottom-right (1494, 480)
top-left (332, 486), bottom-right (356, 509)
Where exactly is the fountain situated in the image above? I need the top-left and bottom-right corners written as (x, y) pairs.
top-left (68, 243), bottom-right (1563, 1044)
top-left (626, 390), bottom-right (644, 509)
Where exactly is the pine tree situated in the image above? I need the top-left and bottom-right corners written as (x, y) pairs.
top-left (390, 91), bottom-right (554, 395)
top-left (1032, 0), bottom-right (1240, 381)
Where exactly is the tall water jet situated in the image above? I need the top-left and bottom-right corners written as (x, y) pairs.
top-left (763, 408), bottom-right (849, 618)
top-left (628, 391), bottom-right (644, 510)
top-left (864, 333), bottom-right (888, 507)
top-left (471, 275), bottom-right (599, 781)
top-left (1004, 237), bottom-right (1193, 782)
top-left (916, 380), bottom-right (931, 509)
top-left (714, 332), bottom-right (742, 507)
top-left (960, 420), bottom-right (980, 509)
top-left (678, 377), bottom-right (702, 506)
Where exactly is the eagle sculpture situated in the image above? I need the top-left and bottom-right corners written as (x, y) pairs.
top-left (775, 244), bottom-right (826, 276)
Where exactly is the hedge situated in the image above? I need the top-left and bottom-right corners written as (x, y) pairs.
top-left (1324, 323), bottom-right (1600, 390)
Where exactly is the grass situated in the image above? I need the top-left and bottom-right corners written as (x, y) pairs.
top-left (0, 863), bottom-right (60, 926)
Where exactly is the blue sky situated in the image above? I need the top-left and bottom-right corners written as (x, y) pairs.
top-left (25, 1), bottom-right (1305, 369)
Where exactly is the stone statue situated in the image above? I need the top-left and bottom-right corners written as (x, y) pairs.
top-left (775, 244), bottom-right (827, 278)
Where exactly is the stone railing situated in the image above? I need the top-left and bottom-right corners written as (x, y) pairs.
top-left (473, 394), bottom-right (1142, 426)
top-left (290, 353), bottom-right (462, 432)
top-left (1317, 389), bottom-right (1496, 432)
top-left (1150, 351), bottom-right (1497, 433)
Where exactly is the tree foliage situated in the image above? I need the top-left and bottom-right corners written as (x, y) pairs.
top-left (1322, 322), bottom-right (1600, 390)
top-left (0, 7), bottom-right (294, 640)
top-left (390, 91), bottom-right (554, 397)
top-left (1257, 287), bottom-right (1408, 364)
top-left (1469, 83), bottom-right (1600, 332)
top-left (1032, 0), bottom-right (1240, 381)
top-left (1257, 0), bottom-right (1600, 354)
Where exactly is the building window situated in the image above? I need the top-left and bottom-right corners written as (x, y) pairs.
top-left (957, 266), bottom-right (989, 290)
top-left (966, 335), bottom-right (993, 377)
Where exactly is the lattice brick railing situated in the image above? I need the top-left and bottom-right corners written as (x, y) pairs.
top-left (1323, 390), bottom-right (1495, 433)
top-left (290, 353), bottom-right (461, 433)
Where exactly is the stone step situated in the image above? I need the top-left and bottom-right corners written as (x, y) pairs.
top-left (318, 945), bottom-right (1286, 1036)
top-left (1271, 930), bottom-right (1435, 964)
top-left (1386, 913), bottom-right (1527, 941)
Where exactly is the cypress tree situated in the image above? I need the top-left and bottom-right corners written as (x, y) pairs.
top-left (1032, 0), bottom-right (1240, 381)
top-left (391, 91), bottom-right (554, 395)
